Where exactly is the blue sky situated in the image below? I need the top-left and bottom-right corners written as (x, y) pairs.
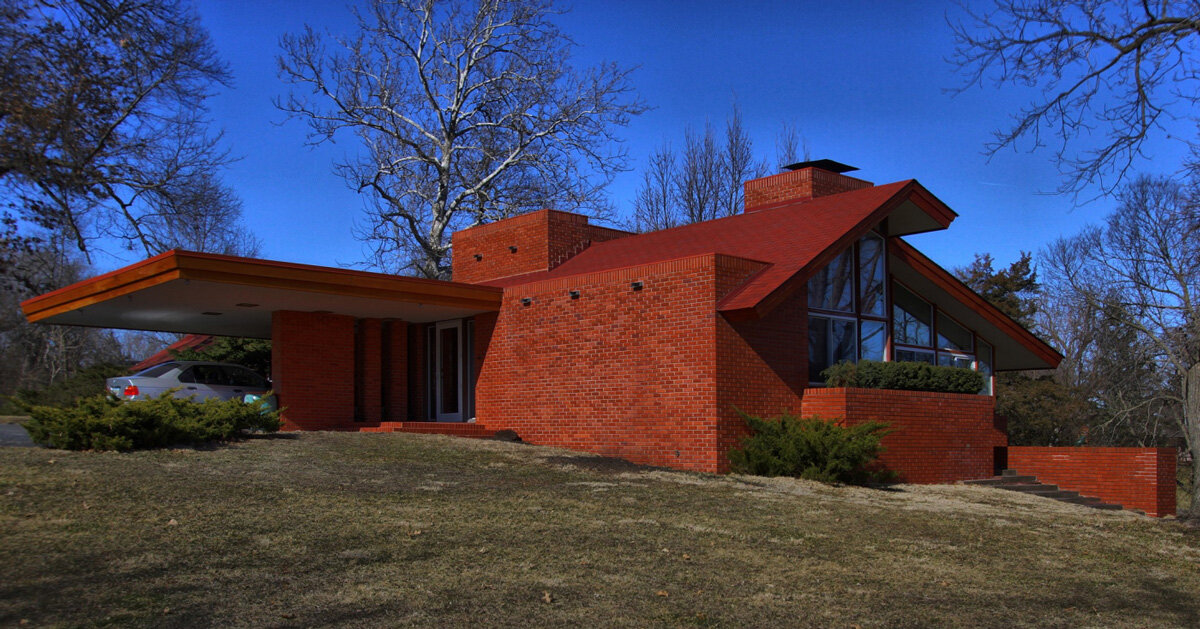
top-left (128, 0), bottom-right (1191, 276)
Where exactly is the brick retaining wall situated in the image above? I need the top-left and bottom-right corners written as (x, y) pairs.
top-left (1008, 446), bottom-right (1176, 517)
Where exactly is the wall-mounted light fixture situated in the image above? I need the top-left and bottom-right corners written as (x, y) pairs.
top-left (235, 303), bottom-right (259, 308)
top-left (569, 290), bottom-right (580, 300)
top-left (509, 245), bottom-right (518, 253)
top-left (474, 253), bottom-right (483, 261)
top-left (520, 297), bottom-right (532, 306)
top-left (631, 281), bottom-right (644, 291)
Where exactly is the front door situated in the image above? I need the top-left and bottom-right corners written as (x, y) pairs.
top-left (434, 320), bottom-right (463, 422)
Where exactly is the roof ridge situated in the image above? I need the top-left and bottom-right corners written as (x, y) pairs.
top-left (564, 180), bottom-right (913, 264)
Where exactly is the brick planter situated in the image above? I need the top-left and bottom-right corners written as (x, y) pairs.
top-left (800, 387), bottom-right (1003, 483)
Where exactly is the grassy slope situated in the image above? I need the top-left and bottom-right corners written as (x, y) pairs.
top-left (1, 432), bottom-right (1198, 628)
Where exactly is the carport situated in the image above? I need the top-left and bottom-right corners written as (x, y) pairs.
top-left (21, 250), bottom-right (502, 430)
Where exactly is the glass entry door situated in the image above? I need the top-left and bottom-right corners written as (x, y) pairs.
top-left (434, 320), bottom-right (463, 422)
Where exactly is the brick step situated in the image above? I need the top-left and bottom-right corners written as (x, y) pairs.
top-left (999, 486), bottom-right (1085, 501)
top-left (1085, 502), bottom-right (1125, 511)
top-left (360, 421), bottom-right (497, 439)
top-left (995, 483), bottom-right (1060, 493)
top-left (963, 475), bottom-right (1036, 486)
top-left (963, 469), bottom-right (1124, 513)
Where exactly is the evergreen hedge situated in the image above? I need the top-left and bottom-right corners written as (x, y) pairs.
top-left (24, 391), bottom-right (280, 451)
top-left (821, 360), bottom-right (984, 394)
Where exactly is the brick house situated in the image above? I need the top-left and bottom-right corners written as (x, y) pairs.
top-left (20, 160), bottom-right (1176, 515)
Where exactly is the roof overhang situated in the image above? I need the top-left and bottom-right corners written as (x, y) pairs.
top-left (21, 250), bottom-right (503, 339)
top-left (890, 238), bottom-right (1062, 371)
top-left (881, 182), bottom-right (957, 237)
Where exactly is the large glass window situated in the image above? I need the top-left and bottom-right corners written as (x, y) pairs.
top-left (937, 353), bottom-right (974, 370)
top-left (891, 282), bottom-right (997, 396)
top-left (858, 233), bottom-right (886, 317)
top-left (895, 348), bottom-right (935, 364)
top-left (860, 319), bottom-right (886, 362)
top-left (977, 341), bottom-right (994, 395)
top-left (807, 248), bottom-right (854, 313)
top-left (807, 232), bottom-right (890, 384)
top-left (893, 283), bottom-right (932, 346)
top-left (937, 312), bottom-right (973, 353)
top-left (809, 315), bottom-right (857, 382)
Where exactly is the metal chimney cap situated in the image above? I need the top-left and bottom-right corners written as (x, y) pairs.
top-left (782, 159), bottom-right (859, 174)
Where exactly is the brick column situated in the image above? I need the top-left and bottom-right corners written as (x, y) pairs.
top-left (271, 310), bottom-right (356, 430)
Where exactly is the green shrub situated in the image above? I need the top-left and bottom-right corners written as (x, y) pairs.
top-left (728, 411), bottom-right (892, 484)
top-left (822, 360), bottom-right (984, 394)
top-left (23, 391), bottom-right (281, 451)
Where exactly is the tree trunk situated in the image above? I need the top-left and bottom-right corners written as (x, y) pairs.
top-left (1187, 363), bottom-right (1200, 518)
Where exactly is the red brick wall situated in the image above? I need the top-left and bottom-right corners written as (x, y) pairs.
top-left (272, 310), bottom-right (356, 430)
top-left (476, 253), bottom-right (764, 472)
top-left (1008, 447), bottom-right (1177, 517)
top-left (715, 272), bottom-right (805, 471)
top-left (451, 209), bottom-right (630, 284)
top-left (800, 388), bottom-right (1003, 483)
top-left (744, 168), bottom-right (873, 212)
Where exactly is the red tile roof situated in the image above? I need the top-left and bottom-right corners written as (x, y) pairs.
top-left (496, 180), bottom-right (936, 318)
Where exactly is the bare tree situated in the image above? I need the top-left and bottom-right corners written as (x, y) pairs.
top-left (130, 171), bottom-right (261, 256)
top-left (774, 121), bottom-right (810, 170)
top-left (676, 122), bottom-right (723, 224)
top-left (1042, 174), bottom-right (1200, 515)
top-left (0, 232), bottom-right (124, 402)
top-left (722, 105), bottom-right (765, 216)
top-left (628, 106), bottom-right (769, 232)
top-left (277, 0), bottom-right (645, 279)
top-left (0, 0), bottom-right (240, 258)
top-left (630, 144), bottom-right (678, 232)
top-left (949, 0), bottom-right (1200, 196)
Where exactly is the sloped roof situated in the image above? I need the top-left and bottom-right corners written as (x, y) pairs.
top-left (505, 179), bottom-right (953, 319)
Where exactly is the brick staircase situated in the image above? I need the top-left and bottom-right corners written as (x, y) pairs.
top-left (964, 469), bottom-right (1124, 511)
top-left (358, 421), bottom-right (496, 439)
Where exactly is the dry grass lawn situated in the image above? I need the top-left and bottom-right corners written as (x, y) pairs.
top-left (1, 432), bottom-right (1198, 627)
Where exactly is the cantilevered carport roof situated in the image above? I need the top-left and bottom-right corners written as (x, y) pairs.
top-left (20, 250), bottom-right (502, 339)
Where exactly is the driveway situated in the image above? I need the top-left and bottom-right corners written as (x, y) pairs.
top-left (0, 423), bottom-right (36, 447)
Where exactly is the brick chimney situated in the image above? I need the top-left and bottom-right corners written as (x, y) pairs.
top-left (744, 159), bottom-right (873, 212)
top-left (451, 209), bottom-right (631, 284)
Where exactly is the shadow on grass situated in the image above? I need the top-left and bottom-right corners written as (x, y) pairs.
top-left (242, 431), bottom-right (300, 441)
top-left (543, 454), bottom-right (663, 475)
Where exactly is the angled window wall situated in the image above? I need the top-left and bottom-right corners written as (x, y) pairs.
top-left (807, 231), bottom-right (996, 395)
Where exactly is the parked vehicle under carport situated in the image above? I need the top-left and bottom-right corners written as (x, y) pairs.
top-left (106, 361), bottom-right (276, 410)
